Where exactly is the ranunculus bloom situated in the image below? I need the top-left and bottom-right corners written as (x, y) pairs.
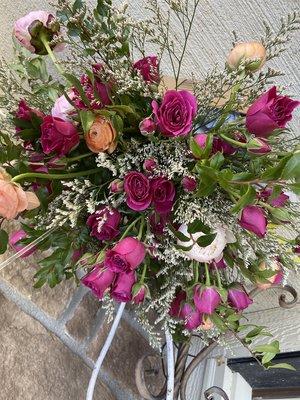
top-left (81, 264), bottom-right (115, 299)
top-left (179, 303), bottom-right (203, 331)
top-left (104, 237), bottom-right (146, 273)
top-left (109, 179), bottom-right (124, 193)
top-left (13, 11), bottom-right (63, 55)
top-left (133, 56), bottom-right (159, 83)
top-left (228, 284), bottom-right (253, 311)
top-left (227, 41), bottom-right (266, 71)
top-left (169, 290), bottom-right (187, 318)
top-left (41, 116), bottom-right (79, 156)
top-left (194, 285), bottom-right (221, 315)
top-left (0, 169), bottom-right (40, 220)
top-left (151, 177), bottom-right (175, 214)
top-left (87, 206), bottom-right (121, 242)
top-left (111, 271), bottom-right (137, 303)
top-left (246, 86), bottom-right (300, 137)
top-left (182, 176), bottom-right (197, 192)
top-left (248, 138), bottom-right (271, 155)
top-left (152, 90), bottom-right (197, 137)
top-left (51, 91), bottom-right (76, 121)
top-left (239, 206), bottom-right (267, 238)
top-left (139, 117), bottom-right (156, 135)
top-left (259, 188), bottom-right (289, 208)
top-left (133, 284), bottom-right (147, 304)
top-left (124, 171), bottom-right (152, 211)
top-left (177, 224), bottom-right (235, 263)
top-left (256, 260), bottom-right (284, 289)
top-left (85, 116), bottom-right (117, 153)
top-left (9, 229), bottom-right (36, 258)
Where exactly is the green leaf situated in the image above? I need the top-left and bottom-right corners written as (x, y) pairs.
top-left (169, 225), bottom-right (191, 242)
top-left (0, 229), bottom-right (8, 254)
top-left (254, 340), bottom-right (280, 354)
top-left (231, 185), bottom-right (256, 213)
top-left (262, 352), bottom-right (276, 364)
top-left (281, 152), bottom-right (300, 180)
top-left (262, 156), bottom-right (290, 180)
top-left (210, 152), bottom-right (225, 170)
top-left (197, 233), bottom-right (217, 247)
top-left (289, 182), bottom-right (300, 195)
top-left (211, 313), bottom-right (227, 333)
top-left (106, 105), bottom-right (138, 118)
top-left (269, 207), bottom-right (291, 223)
top-left (80, 110), bottom-right (95, 134)
top-left (187, 219), bottom-right (211, 235)
top-left (268, 363), bottom-right (296, 371)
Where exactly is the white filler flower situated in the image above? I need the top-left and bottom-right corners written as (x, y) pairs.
top-left (177, 223), bottom-right (235, 263)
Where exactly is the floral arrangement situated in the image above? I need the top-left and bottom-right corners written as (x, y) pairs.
top-left (0, 0), bottom-right (300, 371)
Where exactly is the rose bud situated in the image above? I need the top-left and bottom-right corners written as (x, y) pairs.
top-left (169, 290), bottom-right (187, 318)
top-left (13, 11), bottom-right (63, 55)
top-left (152, 90), bottom-right (197, 137)
top-left (228, 284), bottom-right (253, 311)
top-left (151, 177), bottom-right (176, 214)
top-left (256, 259), bottom-right (283, 289)
top-left (0, 169), bottom-right (40, 220)
top-left (210, 257), bottom-right (227, 270)
top-left (104, 237), bottom-right (146, 273)
top-left (124, 171), bottom-right (152, 211)
top-left (213, 137), bottom-right (236, 156)
top-left (9, 230), bottom-right (36, 258)
top-left (227, 41), bottom-right (266, 72)
top-left (179, 303), bottom-right (203, 331)
top-left (239, 206), bottom-right (267, 238)
top-left (143, 158), bottom-right (157, 172)
top-left (109, 179), bottom-right (124, 193)
top-left (246, 86), bottom-right (300, 138)
top-left (41, 116), bottom-right (79, 156)
top-left (87, 206), bottom-right (121, 242)
top-left (85, 116), bottom-right (117, 153)
top-left (182, 176), bottom-right (197, 192)
top-left (194, 285), bottom-right (221, 315)
top-left (192, 133), bottom-right (208, 158)
top-left (16, 99), bottom-right (44, 121)
top-left (111, 271), bottom-right (137, 303)
top-left (259, 188), bottom-right (289, 208)
top-left (139, 117), bottom-right (156, 135)
top-left (248, 138), bottom-right (271, 155)
top-left (133, 56), bottom-right (160, 83)
top-left (132, 283), bottom-right (148, 304)
top-left (51, 91), bottom-right (76, 121)
top-left (177, 224), bottom-right (235, 263)
top-left (81, 264), bottom-right (115, 300)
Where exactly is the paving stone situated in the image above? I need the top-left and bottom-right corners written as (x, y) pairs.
top-left (0, 293), bottom-right (116, 400)
top-left (66, 292), bottom-right (101, 341)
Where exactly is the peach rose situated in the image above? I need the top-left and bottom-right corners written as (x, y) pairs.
top-left (0, 169), bottom-right (40, 220)
top-left (85, 116), bottom-right (117, 153)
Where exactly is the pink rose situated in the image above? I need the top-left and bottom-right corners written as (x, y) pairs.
top-left (109, 179), bottom-right (124, 193)
top-left (139, 117), bottom-right (156, 135)
top-left (239, 205), bottom-right (267, 237)
top-left (210, 258), bottom-right (227, 270)
top-left (40, 116), bottom-right (79, 156)
top-left (87, 206), bottom-right (121, 242)
top-left (124, 171), bottom-right (152, 211)
top-left (228, 284), bottom-right (253, 311)
top-left (259, 188), bottom-right (289, 208)
top-left (248, 138), bottom-right (271, 155)
top-left (169, 290), bottom-right (187, 318)
top-left (246, 86), bottom-right (300, 137)
top-left (193, 285), bottom-right (221, 315)
top-left (133, 284), bottom-right (147, 304)
top-left (51, 91), bottom-right (76, 121)
top-left (179, 303), bottom-right (203, 331)
top-left (13, 11), bottom-right (63, 54)
top-left (16, 99), bottom-right (44, 121)
top-left (151, 177), bottom-right (175, 214)
top-left (104, 237), bottom-right (146, 273)
top-left (81, 264), bottom-right (115, 300)
top-left (152, 90), bottom-right (197, 137)
top-left (9, 229), bottom-right (36, 258)
top-left (182, 176), bottom-right (197, 192)
top-left (149, 212), bottom-right (169, 236)
top-left (193, 134), bottom-right (236, 157)
top-left (133, 56), bottom-right (159, 83)
top-left (111, 271), bottom-right (137, 303)
top-left (143, 158), bottom-right (157, 173)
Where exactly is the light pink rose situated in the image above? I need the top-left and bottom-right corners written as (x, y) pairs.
top-left (51, 91), bottom-right (76, 121)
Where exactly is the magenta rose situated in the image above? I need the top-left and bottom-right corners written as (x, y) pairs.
top-left (246, 86), bottom-right (300, 137)
top-left (239, 205), bottom-right (267, 237)
top-left (169, 290), bottom-right (187, 318)
top-left (13, 11), bottom-right (63, 55)
top-left (16, 99), bottom-right (44, 121)
top-left (182, 176), bottom-right (197, 192)
top-left (104, 237), bottom-right (146, 273)
top-left (111, 271), bottom-right (137, 303)
top-left (81, 264), bottom-right (115, 300)
top-left (149, 212), bottom-right (169, 236)
top-left (228, 284), bottom-right (253, 311)
top-left (210, 258), bottom-right (227, 270)
top-left (143, 158), bottom-right (157, 173)
top-left (9, 229), bottom-right (36, 258)
top-left (152, 90), bottom-right (197, 137)
top-left (133, 56), bottom-right (159, 83)
top-left (109, 179), bottom-right (124, 193)
top-left (40, 116), bottom-right (79, 156)
top-left (139, 117), bottom-right (156, 135)
top-left (151, 177), bottom-right (175, 214)
top-left (179, 303), bottom-right (203, 331)
top-left (259, 188), bottom-right (289, 208)
top-left (193, 285), bottom-right (221, 315)
top-left (87, 206), bottom-right (121, 242)
top-left (124, 171), bottom-right (152, 211)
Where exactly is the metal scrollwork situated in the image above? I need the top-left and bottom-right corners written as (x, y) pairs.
top-left (249, 284), bottom-right (298, 309)
top-left (204, 386), bottom-right (230, 400)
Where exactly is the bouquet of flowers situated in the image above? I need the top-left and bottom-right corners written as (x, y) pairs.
top-left (1, 0), bottom-right (300, 381)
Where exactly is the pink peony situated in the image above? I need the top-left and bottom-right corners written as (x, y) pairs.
top-left (152, 90), bottom-right (197, 137)
top-left (246, 86), bottom-right (300, 137)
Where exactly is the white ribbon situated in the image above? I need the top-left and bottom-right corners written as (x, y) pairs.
top-left (165, 328), bottom-right (175, 400)
top-left (86, 302), bottom-right (126, 400)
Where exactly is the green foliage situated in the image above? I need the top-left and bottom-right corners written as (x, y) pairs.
top-left (0, 132), bottom-right (23, 164)
top-left (0, 229), bottom-right (8, 254)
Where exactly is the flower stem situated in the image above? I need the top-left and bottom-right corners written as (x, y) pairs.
top-left (120, 216), bottom-right (142, 240)
top-left (137, 216), bottom-right (145, 241)
top-left (66, 153), bottom-right (94, 163)
top-left (219, 133), bottom-right (248, 148)
top-left (39, 33), bottom-right (64, 76)
top-left (11, 168), bottom-right (100, 183)
top-left (140, 263), bottom-right (147, 283)
top-left (214, 267), bottom-right (223, 289)
top-left (193, 261), bottom-right (199, 284)
top-left (204, 263), bottom-right (211, 286)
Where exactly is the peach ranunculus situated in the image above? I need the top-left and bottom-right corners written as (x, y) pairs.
top-left (0, 169), bottom-right (40, 220)
top-left (85, 116), bottom-right (117, 153)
